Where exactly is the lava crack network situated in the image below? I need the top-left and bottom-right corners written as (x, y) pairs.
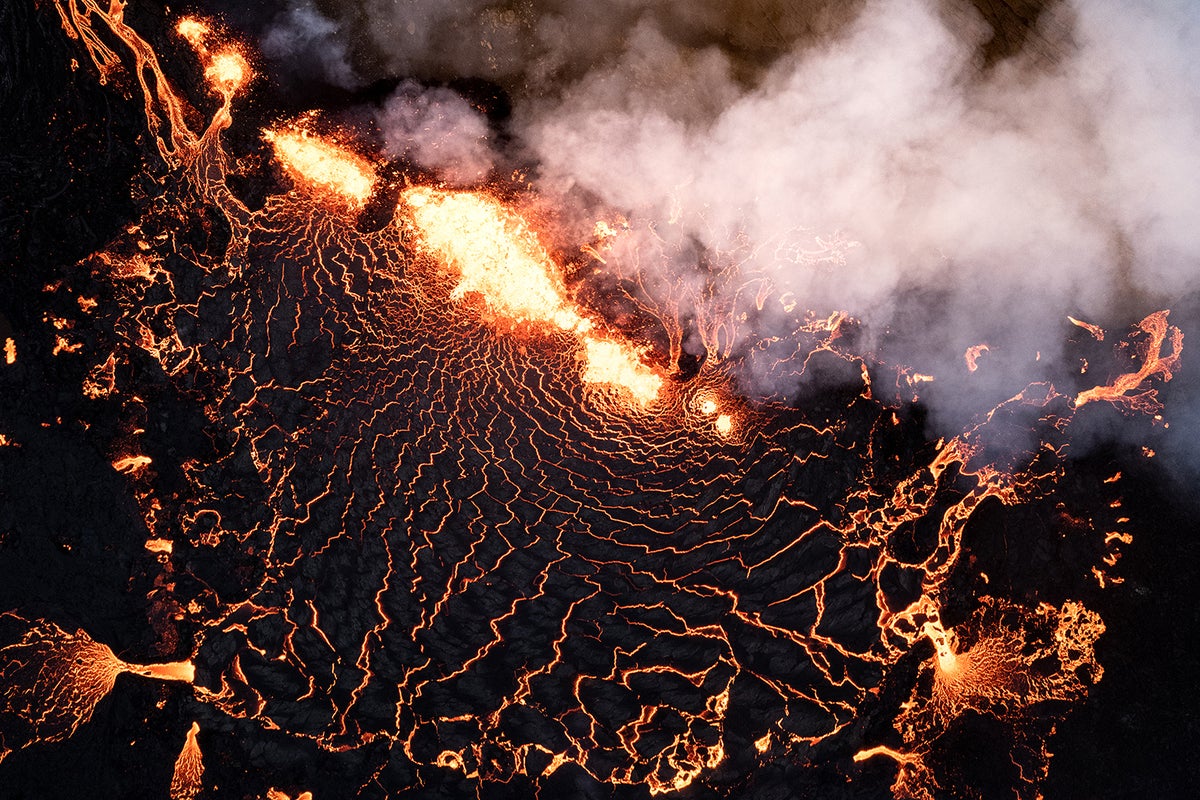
top-left (0, 4), bottom-right (1183, 800)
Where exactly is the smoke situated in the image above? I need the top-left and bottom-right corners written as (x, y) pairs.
top-left (267, 0), bottom-right (1198, 448)
top-left (261, 0), bottom-right (358, 90)
top-left (378, 81), bottom-right (496, 185)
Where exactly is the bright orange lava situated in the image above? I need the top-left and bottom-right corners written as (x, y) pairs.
top-left (0, 615), bottom-right (195, 765)
top-left (1075, 311), bottom-right (1180, 412)
top-left (170, 722), bottom-right (205, 800)
top-left (400, 187), bottom-right (589, 333)
top-left (205, 51), bottom-right (249, 96)
top-left (400, 186), bottom-right (666, 405)
top-left (175, 17), bottom-right (209, 49)
top-left (265, 129), bottom-right (377, 207)
top-left (580, 335), bottom-right (663, 405)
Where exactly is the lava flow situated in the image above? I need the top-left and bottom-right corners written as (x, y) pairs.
top-left (0, 3), bottom-right (1186, 800)
top-left (398, 185), bottom-right (665, 406)
top-left (0, 614), bottom-right (193, 763)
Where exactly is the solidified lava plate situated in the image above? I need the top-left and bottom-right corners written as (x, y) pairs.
top-left (0, 2), bottom-right (1195, 799)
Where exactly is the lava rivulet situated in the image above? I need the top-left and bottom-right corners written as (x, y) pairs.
top-left (0, 3), bottom-right (1184, 800)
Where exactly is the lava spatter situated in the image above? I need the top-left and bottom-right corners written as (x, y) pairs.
top-left (0, 3), bottom-right (1184, 799)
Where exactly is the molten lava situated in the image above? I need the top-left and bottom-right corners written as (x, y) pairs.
top-left (170, 722), bottom-right (205, 800)
top-left (175, 17), bottom-right (210, 49)
top-left (400, 186), bottom-right (666, 404)
top-left (1075, 310), bottom-right (1181, 412)
top-left (0, 615), bottom-right (193, 764)
top-left (205, 51), bottom-right (250, 99)
top-left (580, 335), bottom-right (663, 405)
top-left (400, 186), bottom-right (589, 333)
top-left (265, 129), bottom-right (377, 207)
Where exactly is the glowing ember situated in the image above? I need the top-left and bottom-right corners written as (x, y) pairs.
top-left (265, 129), bottom-right (376, 207)
top-left (401, 187), bottom-right (590, 333)
top-left (3, 338), bottom-right (14, 365)
top-left (580, 335), bottom-right (663, 405)
top-left (112, 454), bottom-right (152, 474)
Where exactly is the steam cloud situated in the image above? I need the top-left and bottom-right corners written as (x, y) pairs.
top-left (378, 81), bottom-right (496, 186)
top-left (263, 0), bottom-right (1199, 464)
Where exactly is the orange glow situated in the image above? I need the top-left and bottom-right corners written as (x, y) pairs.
top-left (853, 744), bottom-right (914, 765)
top-left (580, 335), bottom-right (662, 405)
top-left (1075, 311), bottom-right (1181, 411)
top-left (265, 129), bottom-right (376, 207)
top-left (112, 454), bottom-right (153, 474)
top-left (130, 661), bottom-right (195, 682)
top-left (170, 722), bottom-right (204, 800)
top-left (401, 187), bottom-right (670, 405)
top-left (175, 17), bottom-right (209, 48)
top-left (52, 335), bottom-right (82, 356)
top-left (401, 187), bottom-right (589, 333)
top-left (24, 5), bottom-right (1188, 798)
top-left (1068, 315), bottom-right (1105, 341)
top-left (83, 353), bottom-right (118, 399)
top-left (205, 51), bottom-right (249, 97)
top-left (964, 343), bottom-right (989, 372)
top-left (3, 338), bottom-right (14, 365)
top-left (0, 616), bottom-right (195, 764)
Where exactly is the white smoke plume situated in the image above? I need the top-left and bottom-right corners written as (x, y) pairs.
top-left (269, 0), bottom-right (1199, 457)
top-left (378, 80), bottom-right (496, 185)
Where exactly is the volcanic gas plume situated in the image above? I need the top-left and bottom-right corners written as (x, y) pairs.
top-left (0, 1), bottom-right (1195, 799)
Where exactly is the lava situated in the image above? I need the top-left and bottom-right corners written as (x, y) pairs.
top-left (0, 3), bottom-right (1186, 800)
top-left (964, 343), bottom-right (989, 372)
top-left (580, 335), bottom-right (663, 404)
top-left (1075, 310), bottom-right (1181, 412)
top-left (400, 186), bottom-right (590, 334)
top-left (175, 17), bottom-right (210, 49)
top-left (400, 185), bottom-right (667, 404)
top-left (170, 722), bottom-right (205, 800)
top-left (0, 615), bottom-right (193, 764)
top-left (265, 128), bottom-right (377, 207)
top-left (205, 50), bottom-right (250, 99)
